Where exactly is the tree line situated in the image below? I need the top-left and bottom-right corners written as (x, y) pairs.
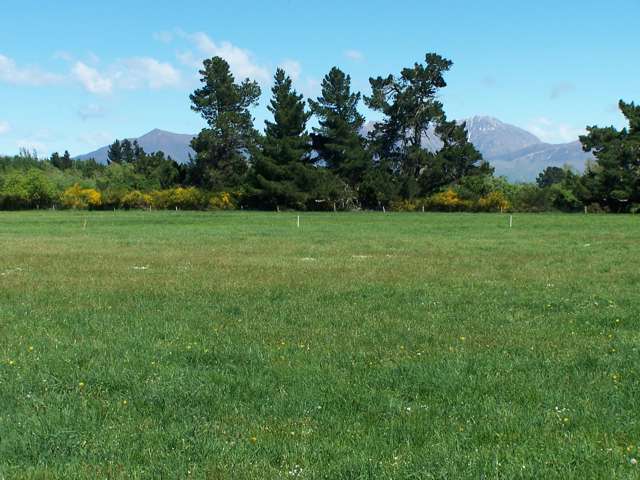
top-left (1, 52), bottom-right (638, 212)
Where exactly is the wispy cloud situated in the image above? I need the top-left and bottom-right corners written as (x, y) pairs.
top-left (178, 31), bottom-right (269, 83)
top-left (344, 49), bottom-right (364, 61)
top-left (77, 104), bottom-right (106, 121)
top-left (550, 82), bottom-right (576, 100)
top-left (0, 54), bottom-right (63, 86)
top-left (71, 62), bottom-right (113, 94)
top-left (528, 117), bottom-right (585, 143)
top-left (0, 120), bottom-right (10, 135)
top-left (114, 57), bottom-right (182, 89)
top-left (279, 59), bottom-right (302, 81)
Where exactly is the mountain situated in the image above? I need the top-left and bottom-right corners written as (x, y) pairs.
top-left (461, 116), bottom-right (593, 181)
top-left (363, 116), bottom-right (593, 181)
top-left (76, 129), bottom-right (195, 164)
top-left (463, 116), bottom-right (541, 157)
top-left (77, 119), bottom-right (594, 181)
top-left (489, 140), bottom-right (592, 182)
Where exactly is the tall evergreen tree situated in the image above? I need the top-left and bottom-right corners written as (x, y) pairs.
top-left (309, 67), bottom-right (370, 186)
top-left (419, 117), bottom-right (492, 194)
top-left (121, 139), bottom-right (135, 164)
top-left (251, 68), bottom-right (315, 209)
top-left (61, 150), bottom-right (73, 170)
top-left (189, 56), bottom-right (261, 190)
top-left (107, 139), bottom-right (122, 165)
top-left (580, 100), bottom-right (640, 211)
top-left (364, 53), bottom-right (484, 197)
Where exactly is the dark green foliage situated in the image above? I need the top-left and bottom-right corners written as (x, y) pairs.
top-left (107, 139), bottom-right (122, 165)
top-left (537, 166), bottom-right (567, 188)
top-left (359, 166), bottom-right (398, 208)
top-left (309, 67), bottom-right (371, 186)
top-left (250, 68), bottom-right (317, 209)
top-left (50, 150), bottom-right (73, 170)
top-left (419, 118), bottom-right (492, 194)
top-left (365, 53), bottom-right (485, 198)
top-left (121, 139), bottom-right (135, 164)
top-left (189, 56), bottom-right (261, 191)
top-left (579, 100), bottom-right (640, 211)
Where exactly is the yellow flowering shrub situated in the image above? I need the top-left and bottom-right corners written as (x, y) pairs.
top-left (428, 189), bottom-right (471, 211)
top-left (120, 190), bottom-right (152, 209)
top-left (477, 191), bottom-right (510, 212)
top-left (149, 187), bottom-right (207, 210)
top-left (390, 199), bottom-right (418, 212)
top-left (60, 184), bottom-right (102, 209)
top-left (210, 192), bottom-right (237, 210)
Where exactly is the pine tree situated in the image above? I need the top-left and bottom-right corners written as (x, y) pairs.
top-left (418, 117), bottom-right (491, 194)
top-left (580, 100), bottom-right (640, 211)
top-left (251, 68), bottom-right (316, 209)
top-left (50, 152), bottom-right (62, 169)
top-left (189, 57), bottom-right (261, 190)
top-left (309, 67), bottom-right (370, 186)
top-left (107, 139), bottom-right (122, 165)
top-left (61, 150), bottom-right (73, 170)
top-left (121, 139), bottom-right (135, 164)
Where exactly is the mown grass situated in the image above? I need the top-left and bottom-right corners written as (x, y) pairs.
top-left (0, 211), bottom-right (639, 479)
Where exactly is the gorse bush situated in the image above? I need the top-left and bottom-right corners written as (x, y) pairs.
top-left (428, 189), bottom-right (472, 211)
top-left (477, 191), bottom-right (510, 212)
top-left (60, 184), bottom-right (102, 209)
top-left (149, 187), bottom-right (208, 210)
top-left (120, 190), bottom-right (152, 209)
top-left (210, 191), bottom-right (238, 210)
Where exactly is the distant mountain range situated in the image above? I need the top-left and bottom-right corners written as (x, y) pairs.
top-left (463, 116), bottom-right (593, 181)
top-left (76, 117), bottom-right (594, 182)
top-left (76, 129), bottom-right (195, 164)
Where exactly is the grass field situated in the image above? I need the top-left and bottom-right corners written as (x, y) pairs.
top-left (1, 211), bottom-right (639, 479)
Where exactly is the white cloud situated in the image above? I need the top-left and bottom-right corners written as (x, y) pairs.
top-left (527, 117), bottom-right (586, 144)
top-left (279, 59), bottom-right (302, 81)
top-left (115, 57), bottom-right (182, 89)
top-left (180, 32), bottom-right (269, 82)
top-left (72, 61), bottom-right (113, 94)
top-left (71, 57), bottom-right (181, 94)
top-left (0, 54), bottom-right (63, 86)
top-left (344, 49), bottom-right (364, 61)
top-left (0, 121), bottom-right (10, 135)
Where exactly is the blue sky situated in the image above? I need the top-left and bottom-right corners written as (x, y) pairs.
top-left (0, 0), bottom-right (637, 156)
